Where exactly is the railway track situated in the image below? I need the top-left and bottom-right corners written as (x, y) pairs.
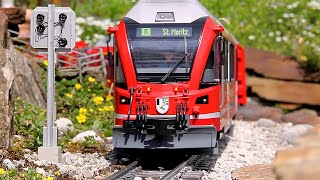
top-left (107, 155), bottom-right (215, 180)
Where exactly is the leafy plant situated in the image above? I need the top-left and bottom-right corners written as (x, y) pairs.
top-left (14, 98), bottom-right (46, 150)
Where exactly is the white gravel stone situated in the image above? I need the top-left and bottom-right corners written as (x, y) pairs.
top-left (36, 167), bottom-right (46, 176)
top-left (55, 118), bottom-right (74, 133)
top-left (72, 130), bottom-right (104, 142)
top-left (281, 124), bottom-right (314, 144)
top-left (257, 118), bottom-right (277, 127)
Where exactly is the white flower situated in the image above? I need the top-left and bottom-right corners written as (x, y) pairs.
top-left (308, 32), bottom-right (315, 38)
top-left (248, 35), bottom-right (255, 40)
top-left (289, 13), bottom-right (295, 18)
top-left (276, 31), bottom-right (281, 35)
top-left (283, 13), bottom-right (290, 18)
top-left (287, 2), bottom-right (299, 9)
top-left (268, 32), bottom-right (274, 37)
top-left (301, 18), bottom-right (307, 23)
top-left (308, 1), bottom-right (320, 10)
top-left (76, 17), bottom-right (86, 24)
top-left (277, 19), bottom-right (283, 23)
top-left (276, 37), bottom-right (282, 42)
top-left (282, 36), bottom-right (288, 42)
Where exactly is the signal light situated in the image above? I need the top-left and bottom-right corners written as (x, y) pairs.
top-left (36, 24), bottom-right (45, 35)
top-left (36, 14), bottom-right (45, 25)
top-left (59, 13), bottom-right (67, 26)
top-left (58, 38), bottom-right (68, 47)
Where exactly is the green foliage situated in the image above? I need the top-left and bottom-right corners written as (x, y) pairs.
top-left (14, 76), bottom-right (114, 151)
top-left (72, 0), bottom-right (136, 19)
top-left (14, 0), bottom-right (37, 8)
top-left (73, 0), bottom-right (319, 69)
top-left (14, 98), bottom-right (46, 150)
top-left (0, 168), bottom-right (52, 180)
top-left (199, 0), bottom-right (320, 69)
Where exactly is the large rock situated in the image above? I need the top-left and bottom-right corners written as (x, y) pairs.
top-left (0, 8), bottom-right (26, 25)
top-left (231, 164), bottom-right (276, 180)
top-left (10, 46), bottom-right (47, 108)
top-left (246, 47), bottom-right (304, 81)
top-left (246, 47), bottom-right (319, 82)
top-left (282, 109), bottom-right (320, 126)
top-left (274, 126), bottom-right (320, 180)
top-left (236, 104), bottom-right (284, 122)
top-left (0, 9), bottom-right (46, 109)
top-left (0, 12), bottom-right (14, 148)
top-left (247, 76), bottom-right (320, 105)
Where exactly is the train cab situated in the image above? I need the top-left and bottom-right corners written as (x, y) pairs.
top-left (107, 0), bottom-right (246, 154)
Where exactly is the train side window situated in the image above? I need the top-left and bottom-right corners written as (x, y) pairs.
top-left (200, 38), bottom-right (220, 89)
top-left (114, 41), bottom-right (128, 89)
top-left (223, 40), bottom-right (229, 82)
top-left (230, 43), bottom-right (235, 81)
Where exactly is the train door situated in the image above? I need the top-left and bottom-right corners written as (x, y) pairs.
top-left (220, 38), bottom-right (229, 131)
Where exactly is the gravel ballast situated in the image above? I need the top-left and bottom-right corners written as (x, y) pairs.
top-left (202, 120), bottom-right (293, 180)
top-left (9, 119), bottom-right (294, 179)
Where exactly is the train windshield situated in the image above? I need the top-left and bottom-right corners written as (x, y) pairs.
top-left (126, 22), bottom-right (204, 82)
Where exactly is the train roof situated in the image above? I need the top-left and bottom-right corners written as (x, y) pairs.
top-left (125, 0), bottom-right (239, 44)
top-left (125, 0), bottom-right (221, 24)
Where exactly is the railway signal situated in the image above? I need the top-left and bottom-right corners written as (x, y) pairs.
top-left (30, 4), bottom-right (76, 163)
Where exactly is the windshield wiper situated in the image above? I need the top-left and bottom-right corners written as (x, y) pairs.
top-left (160, 53), bottom-right (190, 83)
top-left (161, 36), bottom-right (189, 83)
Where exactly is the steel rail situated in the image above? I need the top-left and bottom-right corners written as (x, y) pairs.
top-left (160, 155), bottom-right (198, 180)
top-left (106, 161), bottom-right (139, 180)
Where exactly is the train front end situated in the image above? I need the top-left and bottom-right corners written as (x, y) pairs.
top-left (108, 0), bottom-right (246, 154)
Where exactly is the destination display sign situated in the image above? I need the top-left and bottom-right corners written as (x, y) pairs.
top-left (137, 27), bottom-right (192, 37)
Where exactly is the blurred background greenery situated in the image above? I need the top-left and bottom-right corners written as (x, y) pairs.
top-left (13, 0), bottom-right (320, 69)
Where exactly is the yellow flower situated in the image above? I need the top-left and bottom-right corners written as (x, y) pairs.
top-left (76, 114), bottom-right (87, 124)
top-left (79, 108), bottom-right (88, 114)
top-left (43, 176), bottom-right (54, 180)
top-left (75, 83), bottom-right (82, 90)
top-left (300, 55), bottom-right (308, 62)
top-left (20, 172), bottom-right (26, 177)
top-left (107, 79), bottom-right (111, 83)
top-left (0, 168), bottom-right (7, 175)
top-left (54, 171), bottom-right (61, 176)
top-left (89, 109), bottom-right (94, 113)
top-left (109, 105), bottom-right (114, 111)
top-left (104, 105), bottom-right (114, 112)
top-left (88, 77), bottom-right (96, 83)
top-left (43, 60), bottom-right (48, 67)
top-left (103, 106), bottom-right (110, 111)
top-left (98, 108), bottom-right (104, 112)
top-left (65, 93), bottom-right (73, 98)
top-left (106, 95), bottom-right (113, 101)
top-left (93, 96), bottom-right (104, 105)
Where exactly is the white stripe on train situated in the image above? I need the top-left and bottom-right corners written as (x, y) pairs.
top-left (115, 112), bottom-right (221, 120)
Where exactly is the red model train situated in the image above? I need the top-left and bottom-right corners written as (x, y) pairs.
top-left (107, 0), bottom-right (246, 155)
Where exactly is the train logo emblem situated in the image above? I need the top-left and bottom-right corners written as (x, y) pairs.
top-left (156, 98), bottom-right (169, 114)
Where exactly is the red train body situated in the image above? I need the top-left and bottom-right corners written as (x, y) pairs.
top-left (108, 0), bottom-right (246, 154)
